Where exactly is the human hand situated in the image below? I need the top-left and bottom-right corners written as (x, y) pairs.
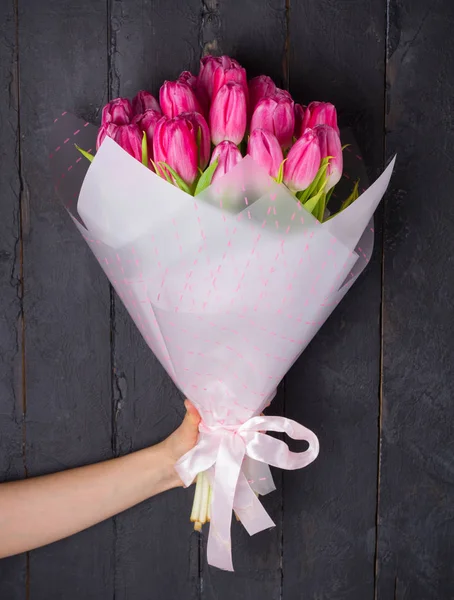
top-left (160, 400), bottom-right (201, 484)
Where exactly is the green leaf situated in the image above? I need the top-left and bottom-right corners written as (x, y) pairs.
top-left (158, 162), bottom-right (192, 195)
top-left (303, 187), bottom-right (325, 216)
top-left (325, 186), bottom-right (335, 203)
top-left (342, 143), bottom-right (351, 151)
top-left (75, 144), bottom-right (94, 162)
top-left (141, 131), bottom-right (148, 167)
top-left (194, 158), bottom-right (219, 196)
top-left (316, 192), bottom-right (327, 222)
top-left (340, 179), bottom-right (360, 211)
top-left (298, 157), bottom-right (330, 204)
top-left (151, 159), bottom-right (171, 183)
top-left (276, 158), bottom-right (287, 184)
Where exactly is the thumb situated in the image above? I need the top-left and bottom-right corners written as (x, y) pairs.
top-left (183, 399), bottom-right (201, 428)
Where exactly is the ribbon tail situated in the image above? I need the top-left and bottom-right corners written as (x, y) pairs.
top-left (207, 435), bottom-right (245, 571)
top-left (234, 471), bottom-right (275, 536)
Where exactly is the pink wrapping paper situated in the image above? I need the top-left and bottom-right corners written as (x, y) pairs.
top-left (50, 112), bottom-right (395, 570)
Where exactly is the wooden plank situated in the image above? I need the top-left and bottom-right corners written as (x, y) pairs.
top-left (199, 2), bottom-right (287, 598)
top-left (0, 1), bottom-right (27, 598)
top-left (378, 2), bottom-right (454, 598)
top-left (108, 2), bottom-right (201, 598)
top-left (284, 2), bottom-right (386, 598)
top-left (18, 2), bottom-right (114, 598)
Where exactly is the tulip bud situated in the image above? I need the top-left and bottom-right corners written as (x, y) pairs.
top-left (178, 71), bottom-right (210, 118)
top-left (212, 62), bottom-right (248, 102)
top-left (178, 71), bottom-right (198, 91)
top-left (274, 88), bottom-right (293, 101)
top-left (248, 75), bottom-right (276, 114)
top-left (180, 111), bottom-right (210, 170)
top-left (210, 81), bottom-right (247, 146)
top-left (293, 103), bottom-right (306, 139)
top-left (199, 55), bottom-right (244, 100)
top-left (210, 140), bottom-right (243, 183)
top-left (133, 109), bottom-right (161, 138)
top-left (96, 123), bottom-right (119, 150)
top-left (101, 98), bottom-right (133, 126)
top-left (250, 93), bottom-right (295, 149)
top-left (133, 109), bottom-right (162, 158)
top-left (283, 128), bottom-right (321, 192)
top-left (112, 124), bottom-right (144, 162)
top-left (247, 129), bottom-right (283, 179)
top-left (198, 56), bottom-right (223, 100)
top-left (159, 80), bottom-right (202, 119)
top-left (132, 91), bottom-right (161, 115)
top-left (313, 124), bottom-right (343, 190)
top-left (302, 101), bottom-right (339, 135)
top-left (153, 115), bottom-right (199, 187)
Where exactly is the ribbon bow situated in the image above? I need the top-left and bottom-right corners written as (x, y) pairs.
top-left (175, 415), bottom-right (319, 571)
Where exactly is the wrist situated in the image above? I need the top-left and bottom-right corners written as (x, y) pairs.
top-left (153, 441), bottom-right (184, 490)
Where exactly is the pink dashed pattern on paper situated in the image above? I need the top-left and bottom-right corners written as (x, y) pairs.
top-left (50, 113), bottom-right (373, 426)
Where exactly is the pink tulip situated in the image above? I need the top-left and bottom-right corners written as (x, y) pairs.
top-left (101, 98), bottom-right (132, 126)
top-left (132, 91), bottom-right (161, 115)
top-left (178, 70), bottom-right (198, 91)
top-left (274, 88), bottom-right (293, 101)
top-left (159, 80), bottom-right (202, 118)
top-left (247, 128), bottom-right (283, 179)
top-left (178, 71), bottom-right (210, 118)
top-left (111, 124), bottom-right (144, 162)
top-left (180, 111), bottom-right (210, 170)
top-left (198, 56), bottom-right (224, 99)
top-left (153, 115), bottom-right (199, 187)
top-left (133, 109), bottom-right (162, 158)
top-left (293, 103), bottom-right (306, 138)
top-left (248, 75), bottom-right (276, 114)
top-left (210, 141), bottom-right (243, 183)
top-left (250, 93), bottom-right (295, 149)
top-left (96, 123), bottom-right (118, 150)
top-left (198, 55), bottom-right (244, 100)
top-left (302, 101), bottom-right (339, 135)
top-left (133, 108), bottom-right (161, 138)
top-left (313, 124), bottom-right (343, 190)
top-left (212, 62), bottom-right (247, 102)
top-left (283, 128), bottom-right (321, 192)
top-left (210, 81), bottom-right (247, 146)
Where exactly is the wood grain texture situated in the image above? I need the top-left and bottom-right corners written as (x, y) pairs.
top-left (108, 2), bottom-right (201, 599)
top-left (0, 2), bottom-right (453, 599)
top-left (284, 2), bottom-right (386, 599)
top-left (18, 2), bottom-right (113, 598)
top-left (378, 1), bottom-right (454, 598)
top-left (0, 2), bottom-right (27, 598)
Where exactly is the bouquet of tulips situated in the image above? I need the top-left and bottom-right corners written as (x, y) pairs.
top-left (89, 56), bottom-right (349, 222)
top-left (51, 54), bottom-right (394, 571)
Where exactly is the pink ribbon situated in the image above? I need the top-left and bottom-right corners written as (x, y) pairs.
top-left (175, 415), bottom-right (320, 571)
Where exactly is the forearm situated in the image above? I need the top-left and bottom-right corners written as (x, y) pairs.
top-left (0, 442), bottom-right (180, 558)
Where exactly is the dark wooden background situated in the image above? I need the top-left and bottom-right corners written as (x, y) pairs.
top-left (1, 1), bottom-right (453, 598)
